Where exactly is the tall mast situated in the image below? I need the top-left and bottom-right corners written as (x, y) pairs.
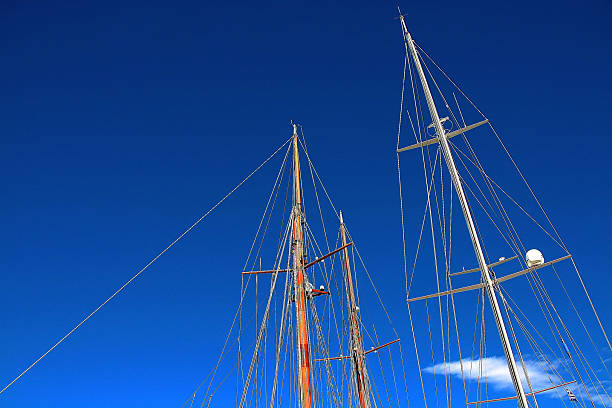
top-left (291, 123), bottom-right (313, 408)
top-left (399, 16), bottom-right (530, 408)
top-left (340, 211), bottom-right (372, 408)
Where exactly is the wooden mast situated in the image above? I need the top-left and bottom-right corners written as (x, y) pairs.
top-left (291, 123), bottom-right (313, 408)
top-left (340, 211), bottom-right (372, 408)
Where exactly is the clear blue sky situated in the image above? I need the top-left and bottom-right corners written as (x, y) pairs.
top-left (1, 1), bottom-right (611, 407)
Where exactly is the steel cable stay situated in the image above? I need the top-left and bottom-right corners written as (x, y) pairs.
top-left (550, 264), bottom-right (612, 379)
top-left (418, 50), bottom-right (534, 277)
top-left (499, 288), bottom-right (540, 407)
top-left (237, 220), bottom-right (292, 408)
top-left (400, 26), bottom-right (604, 408)
top-left (448, 141), bottom-right (567, 253)
top-left (344, 230), bottom-right (407, 405)
top-left (400, 76), bottom-right (453, 402)
top-left (396, 18), bottom-right (611, 408)
top-left (301, 218), bottom-right (350, 402)
top-left (501, 289), bottom-right (589, 408)
top-left (204, 217), bottom-right (293, 408)
top-left (452, 165), bottom-right (528, 269)
top-left (414, 86), bottom-right (450, 407)
top-left (400, 34), bottom-right (433, 407)
top-left (450, 153), bottom-right (609, 403)
top-left (176, 140), bottom-right (295, 407)
top-left (298, 126), bottom-right (332, 255)
top-left (430, 125), bottom-right (453, 408)
top-left (414, 40), bottom-right (571, 253)
top-left (414, 37), bottom-right (612, 358)
top-left (181, 310), bottom-right (259, 408)
top-left (535, 272), bottom-right (611, 403)
top-left (299, 132), bottom-right (360, 408)
top-left (409, 45), bottom-right (450, 407)
top-left (460, 177), bottom-right (596, 406)
top-left (501, 285), bottom-right (580, 381)
top-left (236, 140), bottom-right (293, 407)
top-left (209, 144), bottom-right (291, 406)
top-left (298, 128), bottom-right (409, 407)
top-left (186, 124), bottom-right (412, 408)
top-left (448, 140), bottom-right (526, 261)
top-left (268, 249), bottom-right (292, 408)
top-left (500, 286), bottom-right (605, 406)
top-left (0, 136), bottom-right (293, 397)
top-left (528, 272), bottom-right (599, 407)
top-left (225, 142), bottom-right (295, 408)
top-left (451, 95), bottom-right (530, 266)
top-left (525, 270), bottom-right (588, 402)
top-left (412, 139), bottom-right (602, 406)
top-left (263, 218), bottom-right (294, 408)
top-left (309, 297), bottom-right (341, 408)
top-left (532, 271), bottom-right (610, 407)
top-left (503, 297), bottom-right (575, 408)
top-left (396, 49), bottom-right (409, 304)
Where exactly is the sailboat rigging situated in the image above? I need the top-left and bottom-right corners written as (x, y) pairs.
top-left (396, 12), bottom-right (610, 408)
top-left (0, 10), bottom-right (609, 408)
top-left (400, 15), bottom-right (529, 406)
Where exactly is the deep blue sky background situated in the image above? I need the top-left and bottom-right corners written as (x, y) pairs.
top-left (1, 1), bottom-right (611, 407)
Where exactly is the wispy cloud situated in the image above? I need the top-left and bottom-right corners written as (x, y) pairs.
top-left (424, 356), bottom-right (612, 406)
top-left (424, 356), bottom-right (553, 391)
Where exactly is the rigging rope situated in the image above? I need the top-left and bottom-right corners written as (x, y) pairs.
top-left (416, 39), bottom-right (612, 355)
top-left (417, 41), bottom-right (609, 407)
top-left (238, 220), bottom-right (292, 408)
top-left (222, 172), bottom-right (294, 408)
top-left (0, 136), bottom-right (292, 397)
top-left (396, 49), bottom-right (409, 304)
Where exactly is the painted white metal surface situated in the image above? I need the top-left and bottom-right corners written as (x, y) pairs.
top-left (399, 15), bottom-right (530, 408)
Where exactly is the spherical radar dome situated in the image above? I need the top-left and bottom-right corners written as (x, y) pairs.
top-left (526, 249), bottom-right (544, 267)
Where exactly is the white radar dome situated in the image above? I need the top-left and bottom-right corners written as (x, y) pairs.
top-left (526, 249), bottom-right (544, 267)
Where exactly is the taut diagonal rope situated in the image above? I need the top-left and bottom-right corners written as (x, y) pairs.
top-left (0, 136), bottom-right (292, 396)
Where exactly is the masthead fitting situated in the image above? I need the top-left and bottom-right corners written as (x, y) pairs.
top-left (339, 210), bottom-right (344, 224)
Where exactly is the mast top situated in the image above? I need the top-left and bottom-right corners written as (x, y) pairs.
top-left (293, 123), bottom-right (298, 136)
top-left (339, 210), bottom-right (344, 225)
top-left (396, 7), bottom-right (408, 21)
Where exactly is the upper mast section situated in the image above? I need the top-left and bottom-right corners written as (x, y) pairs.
top-left (398, 15), bottom-right (530, 408)
top-left (292, 123), bottom-right (303, 208)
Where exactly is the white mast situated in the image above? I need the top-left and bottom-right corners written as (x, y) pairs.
top-left (399, 15), bottom-right (529, 408)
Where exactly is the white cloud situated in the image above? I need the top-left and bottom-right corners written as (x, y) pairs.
top-left (424, 356), bottom-right (612, 406)
top-left (424, 356), bottom-right (554, 391)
